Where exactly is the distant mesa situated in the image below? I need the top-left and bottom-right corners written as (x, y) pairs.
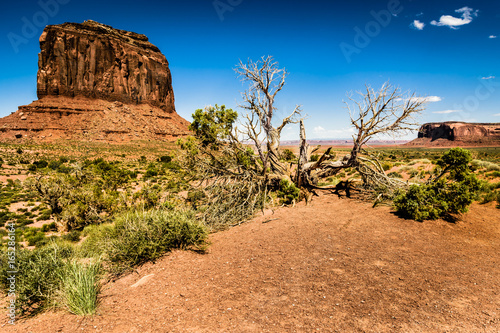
top-left (407, 122), bottom-right (500, 147)
top-left (0, 20), bottom-right (190, 142)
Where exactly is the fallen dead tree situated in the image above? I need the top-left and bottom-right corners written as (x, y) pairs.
top-left (177, 57), bottom-right (428, 228)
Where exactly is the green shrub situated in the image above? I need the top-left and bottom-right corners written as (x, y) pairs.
top-left (37, 209), bottom-right (52, 221)
top-left (33, 160), bottom-right (48, 169)
top-left (281, 149), bottom-right (296, 162)
top-left (387, 171), bottom-right (403, 178)
top-left (48, 160), bottom-right (62, 170)
top-left (41, 222), bottom-right (57, 232)
top-left (59, 260), bottom-right (101, 316)
top-left (310, 154), bottom-right (320, 162)
top-left (61, 230), bottom-right (81, 242)
top-left (80, 209), bottom-right (208, 275)
top-left (26, 231), bottom-right (48, 247)
top-left (486, 171), bottom-right (500, 178)
top-left (0, 242), bottom-right (74, 316)
top-left (277, 179), bottom-right (300, 205)
top-left (394, 148), bottom-right (480, 221)
top-left (382, 162), bottom-right (392, 171)
top-left (159, 155), bottom-right (172, 163)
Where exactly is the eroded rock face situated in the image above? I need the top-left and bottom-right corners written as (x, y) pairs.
top-left (418, 122), bottom-right (500, 140)
top-left (37, 20), bottom-right (175, 112)
top-left (408, 122), bottom-right (500, 146)
top-left (0, 21), bottom-right (190, 142)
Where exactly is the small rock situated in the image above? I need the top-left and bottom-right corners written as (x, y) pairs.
top-left (130, 274), bottom-right (155, 288)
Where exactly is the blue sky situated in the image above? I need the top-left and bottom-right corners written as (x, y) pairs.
top-left (0, 0), bottom-right (499, 140)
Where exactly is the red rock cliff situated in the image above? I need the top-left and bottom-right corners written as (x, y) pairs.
top-left (37, 20), bottom-right (175, 112)
top-left (0, 21), bottom-right (190, 142)
top-left (407, 122), bottom-right (500, 146)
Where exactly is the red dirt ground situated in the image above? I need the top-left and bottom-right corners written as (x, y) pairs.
top-left (3, 194), bottom-right (500, 332)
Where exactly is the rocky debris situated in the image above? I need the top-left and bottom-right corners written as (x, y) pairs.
top-left (408, 122), bottom-right (500, 146)
top-left (0, 96), bottom-right (190, 142)
top-left (0, 21), bottom-right (190, 142)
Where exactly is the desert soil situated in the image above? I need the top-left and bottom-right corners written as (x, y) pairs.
top-left (3, 194), bottom-right (500, 332)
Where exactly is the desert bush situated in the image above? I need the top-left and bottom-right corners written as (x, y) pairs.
top-left (48, 160), bottom-right (62, 170)
top-left (408, 158), bottom-right (431, 166)
top-left (133, 184), bottom-right (162, 209)
top-left (26, 161), bottom-right (134, 230)
top-left (37, 209), bottom-right (52, 221)
top-left (41, 222), bottom-right (57, 232)
top-left (277, 179), bottom-right (300, 205)
top-left (33, 160), bottom-right (48, 169)
top-left (471, 159), bottom-right (500, 171)
top-left (159, 155), bottom-right (172, 163)
top-left (25, 230), bottom-right (49, 247)
top-left (59, 260), bottom-right (101, 316)
top-left (281, 149), bottom-right (296, 162)
top-left (61, 230), bottom-right (81, 242)
top-left (310, 154), bottom-right (320, 162)
top-left (486, 171), bottom-right (500, 178)
top-left (80, 209), bottom-right (208, 275)
top-left (0, 242), bottom-right (74, 316)
top-left (382, 162), bottom-right (392, 171)
top-left (387, 171), bottom-right (403, 178)
top-left (394, 148), bottom-right (480, 221)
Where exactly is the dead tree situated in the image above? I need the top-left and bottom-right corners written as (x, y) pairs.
top-left (235, 56), bottom-right (302, 176)
top-left (299, 82), bottom-right (427, 195)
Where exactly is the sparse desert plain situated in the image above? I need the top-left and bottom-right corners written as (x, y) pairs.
top-left (0, 141), bottom-right (499, 332)
top-left (1, 10), bottom-right (500, 333)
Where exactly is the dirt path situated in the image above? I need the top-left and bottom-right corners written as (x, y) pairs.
top-left (4, 195), bottom-right (500, 332)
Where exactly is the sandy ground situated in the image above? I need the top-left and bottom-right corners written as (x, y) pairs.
top-left (2, 194), bottom-right (499, 333)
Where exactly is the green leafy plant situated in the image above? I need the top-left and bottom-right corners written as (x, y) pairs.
top-left (281, 149), bottom-right (296, 162)
top-left (394, 148), bottom-right (481, 221)
top-left (277, 179), bottom-right (300, 205)
top-left (189, 104), bottom-right (238, 149)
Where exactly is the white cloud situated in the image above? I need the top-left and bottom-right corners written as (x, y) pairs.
top-left (489, 35), bottom-right (497, 39)
top-left (411, 96), bottom-right (442, 103)
top-left (482, 76), bottom-right (496, 80)
top-left (432, 110), bottom-right (459, 114)
top-left (411, 20), bottom-right (425, 30)
top-left (313, 126), bottom-right (355, 139)
top-left (494, 113), bottom-right (500, 117)
top-left (431, 7), bottom-right (479, 29)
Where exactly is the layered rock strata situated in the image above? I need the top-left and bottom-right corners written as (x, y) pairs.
top-left (0, 20), bottom-right (189, 142)
top-left (407, 122), bottom-right (500, 146)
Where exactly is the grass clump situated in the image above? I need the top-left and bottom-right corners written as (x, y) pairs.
top-left (0, 242), bottom-right (73, 316)
top-left (81, 209), bottom-right (208, 275)
top-left (59, 260), bottom-right (101, 316)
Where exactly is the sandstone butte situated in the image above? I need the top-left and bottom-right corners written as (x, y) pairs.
top-left (407, 122), bottom-right (500, 147)
top-left (0, 20), bottom-right (190, 142)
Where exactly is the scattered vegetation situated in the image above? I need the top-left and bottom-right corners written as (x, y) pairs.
top-left (0, 57), bottom-right (498, 320)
